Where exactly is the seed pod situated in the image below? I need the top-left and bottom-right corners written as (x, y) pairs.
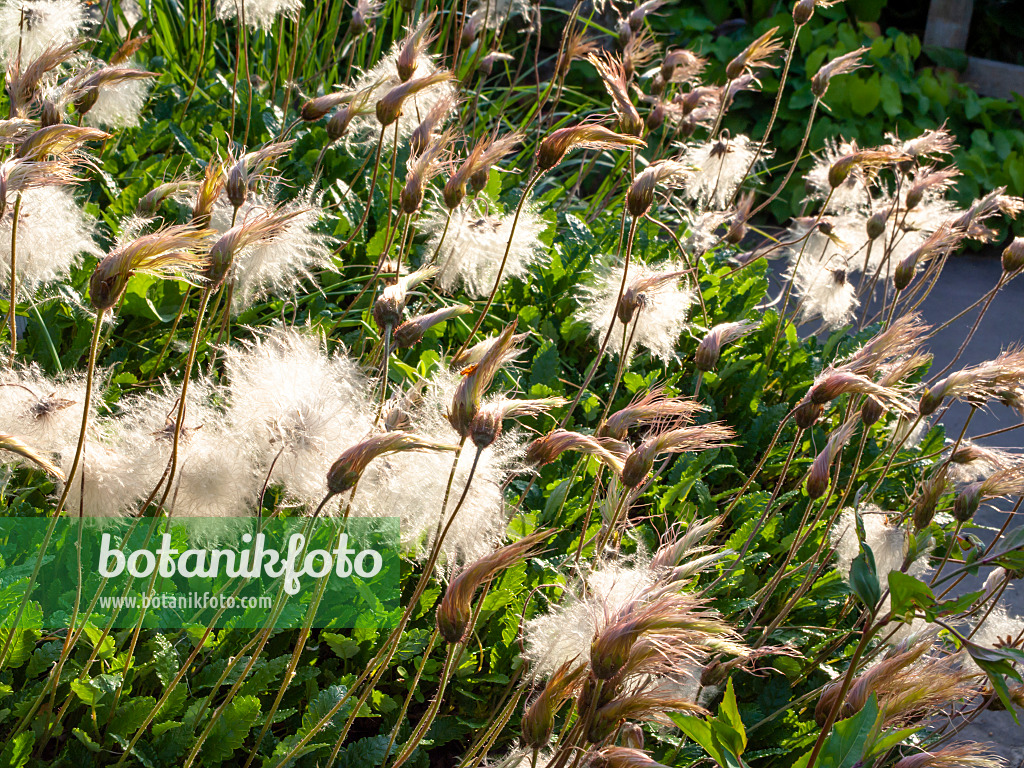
top-left (792, 399), bottom-right (822, 429)
top-left (913, 468), bottom-right (948, 531)
top-left (520, 661), bottom-right (585, 748)
top-left (394, 305), bottom-right (471, 348)
top-left (806, 420), bottom-right (857, 500)
top-left (793, 0), bottom-right (815, 25)
top-left (866, 209), bottom-right (888, 240)
top-left (376, 71), bottom-right (453, 127)
top-left (326, 433), bottom-right (456, 495)
top-left (436, 530), bottom-right (550, 643)
top-left (860, 396), bottom-right (884, 426)
top-left (1003, 237), bottom-right (1024, 273)
top-left (536, 125), bottom-right (645, 173)
top-left (40, 99), bottom-right (62, 127)
top-left (811, 48), bottom-right (868, 99)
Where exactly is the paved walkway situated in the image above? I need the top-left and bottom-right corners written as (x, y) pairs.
top-left (918, 253), bottom-right (1024, 766)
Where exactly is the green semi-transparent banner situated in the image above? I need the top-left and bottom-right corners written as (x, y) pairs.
top-left (0, 516), bottom-right (399, 630)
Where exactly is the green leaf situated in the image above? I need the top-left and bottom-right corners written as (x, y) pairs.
top-left (0, 733), bottom-right (34, 767)
top-left (849, 547), bottom-right (880, 608)
top-left (818, 694), bottom-right (881, 768)
top-left (887, 571), bottom-right (935, 619)
top-left (204, 695), bottom-right (262, 764)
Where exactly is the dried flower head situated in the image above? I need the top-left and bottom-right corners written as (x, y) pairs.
top-left (660, 49), bottom-right (705, 84)
top-left (437, 530), bottom-right (549, 642)
top-left (396, 13), bottom-right (437, 82)
top-left (806, 418), bottom-right (857, 499)
top-left (521, 660), bottom-right (586, 748)
top-left (828, 149), bottom-right (909, 189)
top-left (89, 224), bottom-right (213, 311)
top-left (920, 347), bottom-right (1024, 415)
top-left (15, 123), bottom-right (108, 160)
top-left (579, 260), bottom-right (695, 363)
top-left (536, 124), bottom-right (645, 173)
top-left (811, 48), bottom-right (869, 98)
top-left (326, 432), bottom-right (457, 496)
top-left (694, 321), bottom-right (757, 371)
top-left (443, 131), bottom-right (522, 209)
top-left (626, 160), bottom-right (691, 218)
top-left (621, 422), bottom-right (734, 487)
top-left (589, 52), bottom-right (643, 136)
top-left (525, 429), bottom-right (628, 474)
top-left (953, 464), bottom-right (1024, 522)
top-left (448, 322), bottom-right (520, 437)
top-left (601, 389), bottom-right (703, 441)
top-left (376, 70), bottom-right (454, 127)
top-left (394, 304), bottom-right (471, 348)
top-left (725, 26), bottom-right (783, 80)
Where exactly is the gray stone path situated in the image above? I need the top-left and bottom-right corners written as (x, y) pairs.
top-left (918, 253), bottom-right (1024, 766)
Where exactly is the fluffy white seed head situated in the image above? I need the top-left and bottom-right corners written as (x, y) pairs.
top-left (0, 365), bottom-right (90, 454)
top-left (831, 505), bottom-right (930, 612)
top-left (0, 0), bottom-right (89, 66)
top-left (351, 367), bottom-right (524, 569)
top-left (680, 134), bottom-right (767, 210)
top-left (223, 327), bottom-right (375, 511)
top-left (427, 203), bottom-right (546, 298)
top-left (0, 185), bottom-right (101, 291)
top-left (119, 378), bottom-right (261, 518)
top-left (83, 61), bottom-right (153, 129)
top-left (58, 435), bottom-right (137, 518)
top-left (523, 558), bottom-right (656, 677)
top-left (228, 194), bottom-right (334, 313)
top-left (214, 0), bottom-right (302, 31)
top-left (577, 260), bottom-right (694, 362)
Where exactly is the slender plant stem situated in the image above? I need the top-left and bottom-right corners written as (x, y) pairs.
top-left (8, 192), bottom-right (22, 365)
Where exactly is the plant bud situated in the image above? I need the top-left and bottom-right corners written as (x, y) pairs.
top-left (41, 100), bottom-right (62, 127)
top-left (590, 629), bottom-right (634, 680)
top-left (226, 164), bottom-right (247, 209)
top-left (621, 449), bottom-right (653, 488)
top-left (793, 0), bottom-right (815, 25)
top-left (74, 87), bottom-right (99, 116)
top-left (893, 253), bottom-right (916, 291)
top-left (373, 288), bottom-right (403, 332)
top-left (1002, 237), bottom-right (1024, 273)
top-left (806, 460), bottom-right (830, 499)
top-left (620, 724), bottom-right (644, 750)
top-left (469, 168), bottom-right (489, 195)
top-left (646, 103), bottom-right (666, 132)
top-left (918, 387), bottom-right (943, 416)
top-left (400, 173), bottom-right (424, 214)
top-left (953, 485), bottom-right (981, 522)
top-left (792, 399), bottom-right (822, 429)
top-left (469, 407), bottom-right (502, 449)
top-left (860, 396), bottom-right (884, 426)
top-left (866, 210), bottom-right (887, 240)
top-left (521, 701), bottom-right (554, 748)
top-left (206, 237), bottom-right (234, 288)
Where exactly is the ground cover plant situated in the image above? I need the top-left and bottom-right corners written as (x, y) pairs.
top-left (0, 0), bottom-right (1023, 766)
